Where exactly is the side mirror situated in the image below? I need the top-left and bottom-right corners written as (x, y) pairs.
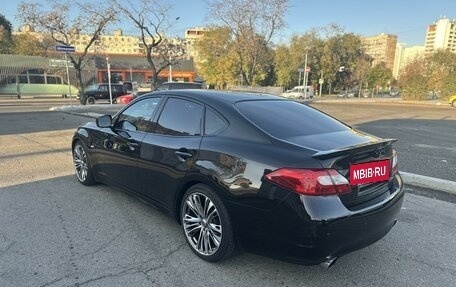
top-left (96, 115), bottom-right (112, 128)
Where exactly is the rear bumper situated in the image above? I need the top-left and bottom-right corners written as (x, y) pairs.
top-left (237, 173), bottom-right (404, 265)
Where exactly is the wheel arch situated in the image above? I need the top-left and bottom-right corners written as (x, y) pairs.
top-left (173, 175), bottom-right (231, 224)
top-left (72, 128), bottom-right (90, 150)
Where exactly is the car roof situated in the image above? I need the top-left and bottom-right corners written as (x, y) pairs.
top-left (150, 89), bottom-right (283, 106)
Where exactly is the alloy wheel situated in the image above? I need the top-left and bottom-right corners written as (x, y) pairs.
top-left (73, 144), bottom-right (88, 182)
top-left (182, 192), bottom-right (222, 256)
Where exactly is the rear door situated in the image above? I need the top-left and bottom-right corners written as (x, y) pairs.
top-left (138, 97), bottom-right (204, 209)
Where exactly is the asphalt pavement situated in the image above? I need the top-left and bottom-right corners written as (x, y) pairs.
top-left (1, 98), bottom-right (455, 286)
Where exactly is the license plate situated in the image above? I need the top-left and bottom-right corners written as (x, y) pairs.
top-left (349, 160), bottom-right (390, 185)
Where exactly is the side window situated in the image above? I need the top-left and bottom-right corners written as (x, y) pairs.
top-left (115, 97), bottom-right (161, 132)
top-left (155, 98), bottom-right (203, 136)
top-left (204, 108), bottom-right (227, 135)
top-left (124, 82), bottom-right (132, 91)
top-left (99, 85), bottom-right (108, 92)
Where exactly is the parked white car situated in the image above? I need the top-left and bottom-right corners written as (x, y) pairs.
top-left (282, 86), bottom-right (314, 99)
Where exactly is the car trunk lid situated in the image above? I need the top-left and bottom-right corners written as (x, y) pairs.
top-left (281, 130), bottom-right (397, 208)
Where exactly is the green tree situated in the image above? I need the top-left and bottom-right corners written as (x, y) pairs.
top-left (399, 50), bottom-right (456, 100)
top-left (367, 62), bottom-right (393, 94)
top-left (274, 44), bottom-right (294, 88)
top-left (399, 58), bottom-right (428, 100)
top-left (18, 0), bottom-right (116, 105)
top-left (320, 32), bottom-right (364, 93)
top-left (352, 54), bottom-right (372, 97)
top-left (195, 26), bottom-right (238, 89)
top-left (426, 50), bottom-right (456, 99)
top-left (274, 32), bottom-right (323, 90)
top-left (0, 13), bottom-right (13, 54)
top-left (12, 32), bottom-right (47, 56)
top-left (207, 0), bottom-right (288, 86)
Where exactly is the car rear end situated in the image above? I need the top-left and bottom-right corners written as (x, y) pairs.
top-left (253, 139), bottom-right (404, 265)
top-left (234, 99), bottom-right (404, 265)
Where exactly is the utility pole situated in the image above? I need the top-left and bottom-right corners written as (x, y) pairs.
top-left (106, 57), bottom-right (112, 104)
top-left (303, 48), bottom-right (309, 99)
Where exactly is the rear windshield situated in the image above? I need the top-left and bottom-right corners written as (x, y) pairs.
top-left (235, 100), bottom-right (349, 138)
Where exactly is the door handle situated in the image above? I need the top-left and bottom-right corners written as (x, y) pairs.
top-left (127, 141), bottom-right (139, 151)
top-left (175, 151), bottom-right (193, 162)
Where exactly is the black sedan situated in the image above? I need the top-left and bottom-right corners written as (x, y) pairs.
top-left (72, 90), bottom-right (404, 268)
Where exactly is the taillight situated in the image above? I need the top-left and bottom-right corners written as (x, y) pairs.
top-left (391, 149), bottom-right (398, 176)
top-left (264, 168), bottom-right (351, 196)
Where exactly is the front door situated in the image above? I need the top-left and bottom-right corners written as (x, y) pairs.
top-left (96, 97), bottom-right (162, 192)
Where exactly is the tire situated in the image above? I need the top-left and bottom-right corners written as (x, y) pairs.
top-left (73, 141), bottom-right (96, 186)
top-left (86, 96), bottom-right (96, 105)
top-left (180, 184), bottom-right (235, 262)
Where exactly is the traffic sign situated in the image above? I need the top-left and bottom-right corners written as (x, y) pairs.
top-left (55, 45), bottom-right (75, 53)
top-left (319, 78), bottom-right (324, 84)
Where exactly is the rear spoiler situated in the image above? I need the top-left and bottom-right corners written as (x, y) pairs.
top-left (312, 138), bottom-right (397, 160)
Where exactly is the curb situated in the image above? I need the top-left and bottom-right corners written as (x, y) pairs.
top-left (401, 171), bottom-right (456, 195)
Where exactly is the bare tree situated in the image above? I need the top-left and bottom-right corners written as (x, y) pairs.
top-left (17, 0), bottom-right (116, 104)
top-left (153, 37), bottom-right (187, 80)
top-left (111, 0), bottom-right (185, 89)
top-left (207, 0), bottom-right (287, 86)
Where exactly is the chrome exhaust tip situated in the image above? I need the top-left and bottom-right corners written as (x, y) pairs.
top-left (320, 256), bottom-right (338, 269)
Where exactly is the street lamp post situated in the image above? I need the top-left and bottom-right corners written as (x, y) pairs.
top-left (168, 53), bottom-right (172, 82)
top-left (106, 57), bottom-right (112, 104)
top-left (303, 48), bottom-right (309, 99)
top-left (168, 17), bottom-right (180, 83)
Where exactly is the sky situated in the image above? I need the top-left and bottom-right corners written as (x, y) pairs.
top-left (2, 0), bottom-right (456, 46)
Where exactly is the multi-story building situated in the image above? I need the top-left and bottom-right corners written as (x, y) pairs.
top-left (73, 29), bottom-right (145, 55)
top-left (424, 17), bottom-right (456, 55)
top-left (184, 27), bottom-right (206, 60)
top-left (362, 33), bottom-right (398, 71)
top-left (15, 25), bottom-right (180, 56)
top-left (393, 44), bottom-right (425, 78)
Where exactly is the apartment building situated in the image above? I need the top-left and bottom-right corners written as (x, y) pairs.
top-left (184, 27), bottom-right (206, 60)
top-left (393, 44), bottom-right (425, 78)
top-left (424, 17), bottom-right (456, 55)
top-left (15, 25), bottom-right (180, 56)
top-left (362, 33), bottom-right (398, 71)
top-left (74, 29), bottom-right (144, 54)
